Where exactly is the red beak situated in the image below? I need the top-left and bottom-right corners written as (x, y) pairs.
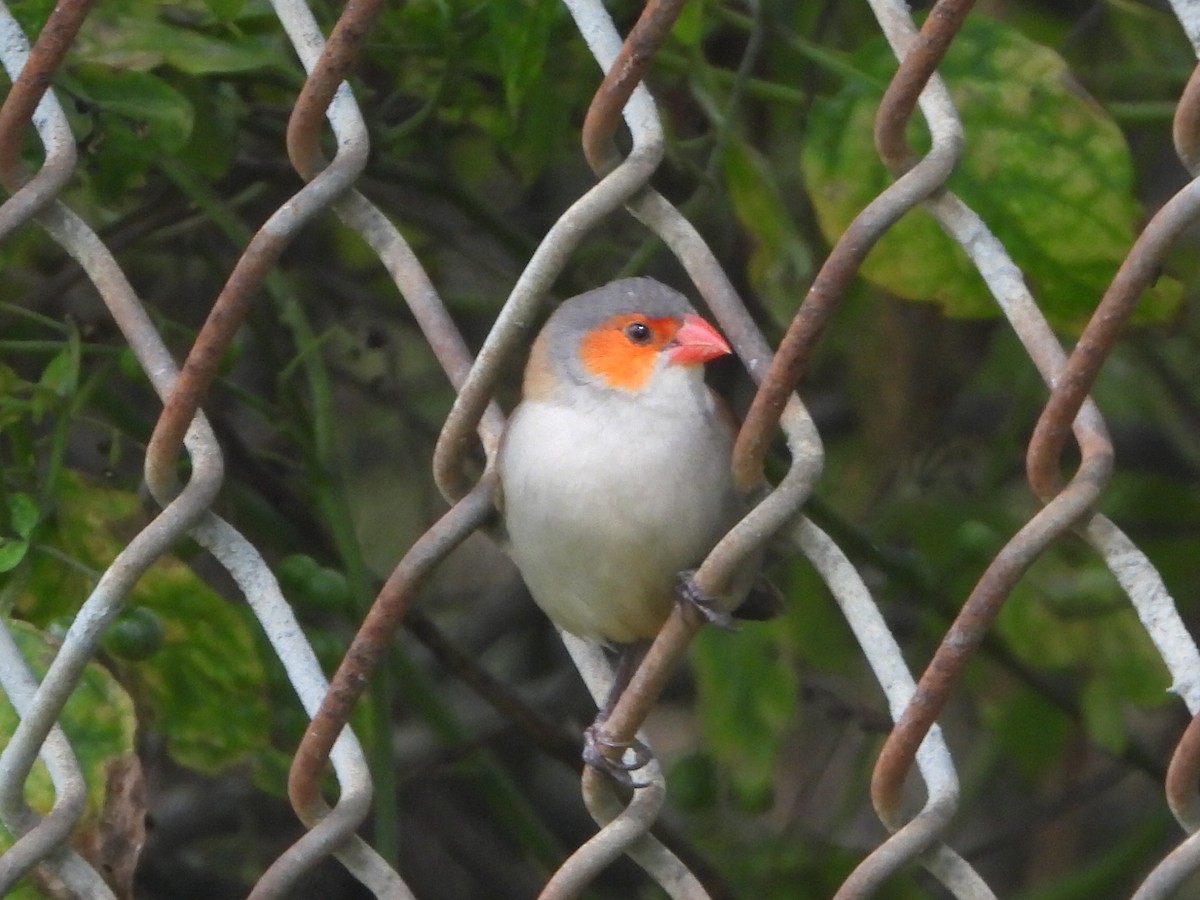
top-left (667, 313), bottom-right (732, 366)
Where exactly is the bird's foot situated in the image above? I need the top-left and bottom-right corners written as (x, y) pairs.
top-left (677, 570), bottom-right (736, 631)
top-left (583, 722), bottom-right (653, 788)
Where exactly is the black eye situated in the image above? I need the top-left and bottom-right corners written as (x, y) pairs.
top-left (624, 321), bottom-right (652, 344)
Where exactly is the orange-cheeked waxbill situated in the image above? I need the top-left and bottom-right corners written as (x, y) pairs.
top-left (497, 277), bottom-right (755, 646)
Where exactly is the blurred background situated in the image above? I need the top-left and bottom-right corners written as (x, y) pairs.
top-left (2, 0), bottom-right (1200, 896)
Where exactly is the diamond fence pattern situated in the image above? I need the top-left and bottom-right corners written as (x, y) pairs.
top-left (1, 0), bottom-right (1199, 897)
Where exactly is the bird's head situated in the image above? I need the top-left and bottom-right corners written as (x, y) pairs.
top-left (523, 278), bottom-right (732, 402)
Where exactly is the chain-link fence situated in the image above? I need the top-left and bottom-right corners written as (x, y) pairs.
top-left (2, 0), bottom-right (1200, 897)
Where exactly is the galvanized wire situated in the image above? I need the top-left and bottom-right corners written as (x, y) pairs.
top-left (840, 0), bottom-right (1200, 894)
top-left (0, 0), bottom-right (93, 239)
top-left (793, 517), bottom-right (994, 900)
top-left (0, 4), bottom-right (110, 893)
top-left (1, 0), bottom-right (1199, 895)
top-left (271, 478), bottom-right (495, 898)
top-left (143, 0), bottom-right (377, 494)
top-left (0, 625), bottom-right (110, 898)
top-left (554, 633), bottom-right (708, 899)
top-left (1122, 28), bottom-right (1200, 897)
top-left (0, 0), bottom-right (403, 894)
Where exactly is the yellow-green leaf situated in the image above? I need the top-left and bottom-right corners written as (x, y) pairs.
top-left (724, 141), bottom-right (813, 326)
top-left (18, 472), bottom-right (271, 774)
top-left (801, 16), bottom-right (1183, 332)
top-left (0, 620), bottom-right (137, 887)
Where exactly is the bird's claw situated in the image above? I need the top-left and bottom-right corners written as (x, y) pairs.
top-left (583, 723), bottom-right (653, 788)
top-left (677, 569), bottom-right (736, 631)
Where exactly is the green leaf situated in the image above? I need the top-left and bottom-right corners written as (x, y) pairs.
top-left (979, 684), bottom-right (1071, 781)
top-left (692, 625), bottom-right (797, 806)
top-left (65, 65), bottom-right (195, 202)
top-left (0, 620), bottom-right (137, 872)
top-left (16, 474), bottom-right (141, 625)
top-left (124, 565), bottom-right (271, 772)
top-left (74, 12), bottom-right (287, 76)
top-left (9, 0), bottom-right (55, 39)
top-left (199, 0), bottom-right (246, 23)
top-left (170, 75), bottom-right (244, 180)
top-left (17, 472), bottom-right (272, 774)
top-left (8, 493), bottom-right (38, 540)
top-left (0, 539), bottom-right (29, 574)
top-left (487, 0), bottom-right (561, 121)
top-left (724, 141), bottom-right (813, 327)
top-left (800, 16), bottom-right (1183, 332)
top-left (672, 0), bottom-right (707, 48)
top-left (37, 346), bottom-right (79, 399)
top-left (73, 66), bottom-right (194, 154)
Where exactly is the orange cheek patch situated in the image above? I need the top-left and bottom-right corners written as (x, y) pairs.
top-left (579, 315), bottom-right (676, 392)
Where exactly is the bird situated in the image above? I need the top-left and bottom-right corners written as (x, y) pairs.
top-left (497, 277), bottom-right (750, 640)
top-left (496, 277), bottom-right (774, 772)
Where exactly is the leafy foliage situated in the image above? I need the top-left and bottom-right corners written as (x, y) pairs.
top-left (801, 16), bottom-right (1183, 331)
top-left (1, 0), bottom-right (1198, 896)
top-left (14, 472), bottom-right (273, 775)
top-left (0, 621), bottom-right (137, 898)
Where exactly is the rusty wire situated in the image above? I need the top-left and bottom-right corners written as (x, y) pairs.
top-left (0, 5), bottom-right (106, 893)
top-left (1122, 53), bottom-right (1200, 899)
top-left (843, 2), bottom-right (1200, 896)
top-left (1132, 713), bottom-right (1200, 898)
top-left (555, 633), bottom-right (709, 899)
top-left (0, 0), bottom-right (93, 243)
top-left (1167, 711), bottom-right (1200, 833)
top-left (792, 517), bottom-right (994, 898)
top-left (647, 0), bottom-right (982, 890)
top-left (547, 2), bottom-right (825, 893)
top-left (1025, 199), bottom-right (1200, 503)
top-left (844, 0), bottom-right (1109, 890)
top-left (285, 0), bottom-right (381, 180)
top-left (1174, 64), bottom-right (1200, 175)
top-left (0, 0), bottom-right (92, 185)
top-left (142, 0), bottom-right (379, 499)
top-left (3, 0), bottom-right (1200, 896)
top-left (579, 0), bottom-right (687, 175)
top-left (266, 478), bottom-right (495, 899)
top-left (731, 0), bottom-right (968, 491)
top-left (0, 0), bottom-right (407, 894)
top-left (884, 165), bottom-right (1200, 900)
top-left (872, 0), bottom-right (974, 177)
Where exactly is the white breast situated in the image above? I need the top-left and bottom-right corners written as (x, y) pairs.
top-left (498, 367), bottom-right (736, 643)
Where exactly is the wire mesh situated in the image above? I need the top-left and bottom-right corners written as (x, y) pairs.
top-left (0, 0), bottom-right (1198, 897)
